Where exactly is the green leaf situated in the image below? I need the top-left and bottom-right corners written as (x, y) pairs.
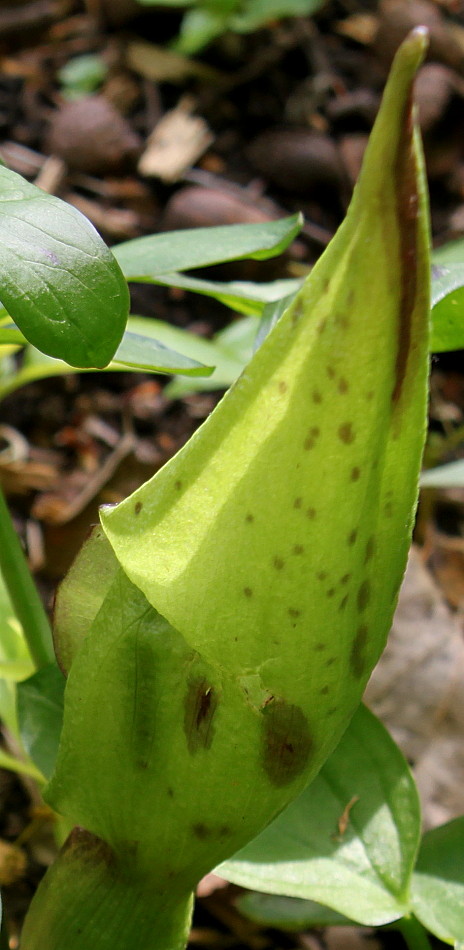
top-left (420, 459), bottom-right (464, 487)
top-left (102, 32), bottom-right (431, 830)
top-left (53, 526), bottom-right (120, 675)
top-left (17, 663), bottom-right (65, 781)
top-left (0, 316), bottom-right (217, 402)
top-left (411, 818), bottom-right (464, 944)
top-left (0, 164), bottom-right (129, 367)
top-left (237, 893), bottom-right (352, 930)
top-left (431, 264), bottom-right (464, 352)
top-left (164, 315), bottom-right (257, 397)
top-left (113, 328), bottom-right (213, 375)
top-left (219, 705), bottom-right (421, 926)
top-left (154, 273), bottom-right (302, 316)
top-left (236, 892), bottom-right (353, 931)
top-left (112, 215), bottom-right (302, 279)
top-left (58, 54), bottom-right (108, 99)
top-left (0, 747), bottom-right (44, 782)
top-left (232, 0), bottom-right (327, 32)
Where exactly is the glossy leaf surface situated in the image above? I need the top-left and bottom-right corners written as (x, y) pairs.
top-left (112, 215), bottom-right (302, 278)
top-left (0, 165), bottom-right (129, 367)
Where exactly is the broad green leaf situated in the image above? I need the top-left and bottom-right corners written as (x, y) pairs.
top-left (411, 818), bottom-right (464, 944)
top-left (17, 663), bottom-right (65, 781)
top-left (220, 705), bottom-right (420, 926)
top-left (0, 164), bottom-right (129, 367)
top-left (24, 32), bottom-right (431, 950)
top-left (102, 29), bottom-right (430, 823)
top-left (112, 215), bottom-right (302, 279)
top-left (420, 459), bottom-right (464, 488)
top-left (236, 893), bottom-right (351, 929)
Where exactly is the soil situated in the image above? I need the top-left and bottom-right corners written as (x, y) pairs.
top-left (1, 0), bottom-right (464, 947)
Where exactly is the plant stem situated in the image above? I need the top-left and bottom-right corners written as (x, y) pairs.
top-left (0, 484), bottom-right (54, 669)
top-left (398, 916), bottom-right (434, 950)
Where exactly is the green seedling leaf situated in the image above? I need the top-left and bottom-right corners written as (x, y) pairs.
top-left (236, 893), bottom-right (351, 930)
top-left (113, 328), bottom-right (213, 375)
top-left (0, 164), bottom-right (129, 367)
top-left (420, 459), bottom-right (464, 487)
top-left (112, 214), bottom-right (302, 279)
top-left (0, 568), bottom-right (34, 736)
top-left (23, 31), bottom-right (431, 950)
top-left (58, 54), bottom-right (108, 100)
top-left (411, 818), bottom-right (464, 945)
top-left (220, 705), bottom-right (420, 925)
top-left (154, 272), bottom-right (302, 316)
top-left (164, 315), bottom-right (257, 397)
top-left (0, 316), bottom-right (217, 402)
top-left (17, 663), bottom-right (65, 781)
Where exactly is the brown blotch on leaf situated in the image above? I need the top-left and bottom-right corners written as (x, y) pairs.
top-left (64, 828), bottom-right (116, 870)
top-left (288, 607), bottom-right (301, 618)
top-left (304, 426), bottom-right (320, 450)
top-left (294, 497), bottom-right (303, 509)
top-left (350, 624), bottom-right (368, 678)
top-left (243, 587), bottom-right (253, 597)
top-left (347, 289), bottom-right (355, 307)
top-left (384, 501), bottom-right (393, 518)
top-left (312, 390), bottom-right (322, 404)
top-left (273, 556), bottom-right (285, 570)
top-left (291, 301), bottom-right (304, 326)
top-left (326, 656), bottom-right (336, 667)
top-left (327, 705), bottom-right (338, 716)
top-left (134, 501), bottom-right (143, 515)
top-left (320, 685), bottom-right (330, 695)
top-left (339, 594), bottom-right (349, 611)
top-left (306, 507), bottom-right (317, 519)
top-left (357, 579), bottom-right (371, 611)
top-left (279, 380), bottom-right (288, 393)
top-left (338, 422), bottom-right (355, 444)
top-left (347, 529), bottom-right (358, 546)
top-left (262, 699), bottom-right (313, 787)
top-left (314, 642), bottom-right (326, 652)
top-left (350, 467), bottom-right (361, 482)
top-left (245, 513), bottom-right (254, 523)
top-left (326, 588), bottom-right (335, 598)
top-left (174, 480), bottom-right (183, 491)
top-left (327, 366), bottom-right (336, 379)
top-left (365, 536), bottom-right (375, 563)
top-left (167, 787), bottom-right (174, 798)
top-left (317, 570), bottom-right (327, 581)
top-left (341, 573), bottom-right (351, 585)
top-left (192, 823), bottom-right (212, 840)
top-left (184, 677), bottom-right (218, 754)
top-left (293, 544), bottom-right (305, 555)
top-left (338, 378), bottom-right (349, 394)
top-left (318, 318), bottom-right (328, 334)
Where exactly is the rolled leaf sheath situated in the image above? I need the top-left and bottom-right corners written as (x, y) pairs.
top-left (21, 30), bottom-right (431, 950)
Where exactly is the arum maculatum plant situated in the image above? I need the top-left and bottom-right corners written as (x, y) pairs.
top-left (20, 28), bottom-right (431, 950)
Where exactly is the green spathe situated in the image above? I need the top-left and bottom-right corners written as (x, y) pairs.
top-left (22, 29), bottom-right (431, 950)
